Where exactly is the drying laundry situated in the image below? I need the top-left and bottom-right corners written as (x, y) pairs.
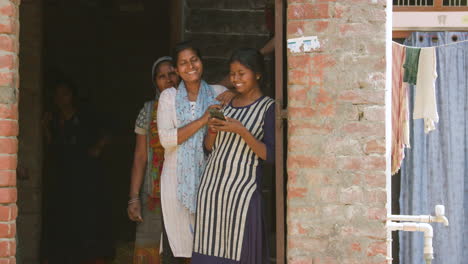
top-left (391, 43), bottom-right (410, 175)
top-left (403, 47), bottom-right (421, 85)
top-left (413, 47), bottom-right (438, 133)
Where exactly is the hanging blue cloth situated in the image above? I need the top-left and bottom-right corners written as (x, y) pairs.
top-left (175, 80), bottom-right (218, 213)
top-left (400, 32), bottom-right (468, 264)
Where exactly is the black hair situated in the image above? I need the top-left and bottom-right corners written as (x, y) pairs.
top-left (52, 78), bottom-right (79, 107)
top-left (172, 40), bottom-right (203, 66)
top-left (229, 48), bottom-right (265, 81)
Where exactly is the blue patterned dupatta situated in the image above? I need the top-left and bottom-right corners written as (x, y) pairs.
top-left (175, 80), bottom-right (218, 213)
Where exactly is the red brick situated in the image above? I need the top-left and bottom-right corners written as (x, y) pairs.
top-left (0, 3), bottom-right (15, 17)
top-left (0, 55), bottom-right (13, 70)
top-left (362, 106), bottom-right (385, 121)
top-left (0, 223), bottom-right (15, 238)
top-left (0, 188), bottom-right (15, 203)
top-left (287, 206), bottom-right (318, 218)
top-left (304, 20), bottom-right (330, 33)
top-left (0, 156), bottom-right (15, 171)
top-left (288, 54), bottom-right (310, 70)
top-left (319, 186), bottom-right (339, 203)
top-left (312, 256), bottom-right (338, 264)
top-left (325, 138), bottom-right (361, 155)
top-left (288, 155), bottom-right (335, 169)
top-left (339, 23), bottom-right (373, 37)
top-left (0, 36), bottom-right (14, 53)
top-left (315, 88), bottom-right (333, 104)
top-left (350, 242), bottom-right (362, 253)
top-left (0, 139), bottom-right (16, 154)
top-left (0, 240), bottom-right (15, 257)
top-left (339, 105), bottom-right (359, 121)
top-left (366, 241), bottom-right (386, 257)
top-left (288, 135), bottom-right (324, 154)
top-left (338, 89), bottom-right (385, 104)
top-left (339, 186), bottom-right (364, 204)
top-left (288, 120), bottom-right (334, 135)
top-left (367, 207), bottom-right (387, 221)
top-left (288, 0), bottom-right (307, 3)
top-left (310, 54), bottom-right (336, 73)
top-left (0, 258), bottom-right (15, 264)
top-left (365, 189), bottom-right (387, 205)
top-left (334, 3), bottom-right (346, 18)
top-left (364, 172), bottom-right (386, 188)
top-left (288, 187), bottom-right (307, 198)
top-left (287, 20), bottom-right (305, 37)
top-left (288, 237), bottom-right (327, 252)
top-left (288, 169), bottom-right (298, 184)
top-left (342, 122), bottom-right (385, 137)
top-left (0, 171), bottom-right (14, 187)
top-left (0, 19), bottom-right (14, 34)
top-left (317, 171), bottom-right (341, 185)
top-left (340, 224), bottom-right (386, 240)
top-left (289, 106), bottom-right (316, 119)
top-left (0, 72), bottom-right (13, 87)
top-left (0, 105), bottom-right (17, 119)
top-left (364, 139), bottom-right (385, 154)
top-left (318, 103), bottom-right (336, 116)
top-left (289, 85), bottom-right (309, 103)
top-left (337, 156), bottom-right (386, 171)
top-left (288, 259), bottom-right (313, 264)
top-left (288, 69), bottom-right (309, 85)
top-left (0, 205), bottom-right (17, 221)
top-left (288, 3), bottom-right (330, 20)
top-left (0, 120), bottom-right (18, 136)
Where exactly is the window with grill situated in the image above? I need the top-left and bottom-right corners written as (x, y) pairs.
top-left (443, 0), bottom-right (468, 6)
top-left (393, 0), bottom-right (435, 6)
top-left (394, 0), bottom-right (468, 9)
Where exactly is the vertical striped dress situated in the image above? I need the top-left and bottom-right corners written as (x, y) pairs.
top-left (192, 96), bottom-right (275, 264)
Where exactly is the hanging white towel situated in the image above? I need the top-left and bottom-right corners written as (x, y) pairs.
top-left (413, 47), bottom-right (438, 133)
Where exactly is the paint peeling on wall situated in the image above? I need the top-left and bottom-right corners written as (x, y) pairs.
top-left (287, 36), bottom-right (320, 53)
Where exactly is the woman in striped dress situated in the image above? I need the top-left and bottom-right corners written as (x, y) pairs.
top-left (192, 48), bottom-right (275, 264)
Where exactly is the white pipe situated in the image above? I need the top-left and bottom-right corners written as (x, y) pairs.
top-left (389, 205), bottom-right (450, 226)
top-left (388, 222), bottom-right (434, 264)
top-left (389, 215), bottom-right (432, 222)
top-left (389, 214), bottom-right (449, 226)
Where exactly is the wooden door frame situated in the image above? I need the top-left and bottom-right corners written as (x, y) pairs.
top-left (274, 0), bottom-right (286, 263)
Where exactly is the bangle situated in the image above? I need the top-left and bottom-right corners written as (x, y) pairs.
top-left (128, 198), bottom-right (140, 205)
top-left (209, 129), bottom-right (217, 134)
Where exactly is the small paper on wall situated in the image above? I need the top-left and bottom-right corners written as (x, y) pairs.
top-left (287, 36), bottom-right (320, 53)
top-left (287, 37), bottom-right (303, 53)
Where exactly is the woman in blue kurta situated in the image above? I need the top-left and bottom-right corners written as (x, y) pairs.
top-left (192, 48), bottom-right (275, 264)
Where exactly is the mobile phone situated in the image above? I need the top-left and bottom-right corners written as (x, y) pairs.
top-left (209, 108), bottom-right (226, 121)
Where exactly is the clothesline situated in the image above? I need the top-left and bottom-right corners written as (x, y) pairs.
top-left (392, 39), bottom-right (468, 48)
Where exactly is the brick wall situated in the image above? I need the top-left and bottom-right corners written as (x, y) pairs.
top-left (0, 0), bottom-right (19, 263)
top-left (286, 1), bottom-right (388, 263)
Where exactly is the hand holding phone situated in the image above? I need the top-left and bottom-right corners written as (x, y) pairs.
top-left (208, 108), bottom-right (226, 121)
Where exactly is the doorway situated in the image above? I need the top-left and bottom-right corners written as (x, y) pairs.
top-left (17, 0), bottom-right (286, 263)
